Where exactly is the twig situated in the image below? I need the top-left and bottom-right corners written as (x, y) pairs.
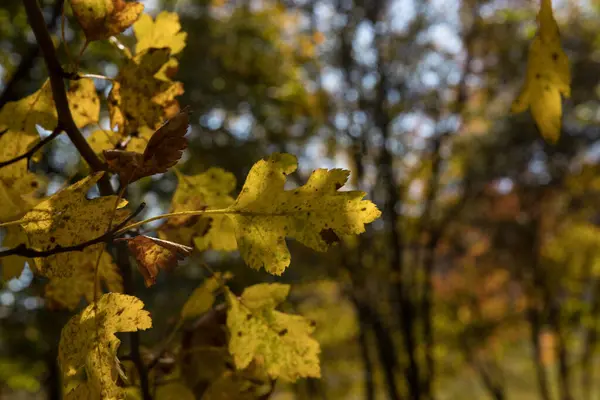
top-left (0, 126), bottom-right (62, 169)
top-left (0, 203), bottom-right (145, 259)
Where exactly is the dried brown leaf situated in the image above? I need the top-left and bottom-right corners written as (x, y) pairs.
top-left (103, 108), bottom-right (189, 185)
top-left (123, 235), bottom-right (192, 287)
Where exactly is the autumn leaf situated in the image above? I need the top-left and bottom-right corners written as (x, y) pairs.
top-left (159, 167), bottom-right (237, 250)
top-left (123, 235), bottom-right (192, 287)
top-left (224, 153), bottom-right (381, 275)
top-left (69, 0), bottom-right (144, 42)
top-left (225, 283), bottom-right (321, 381)
top-left (44, 250), bottom-right (123, 310)
top-left (181, 272), bottom-right (232, 319)
top-left (511, 0), bottom-right (570, 143)
top-left (134, 11), bottom-right (187, 56)
top-left (108, 48), bottom-right (184, 135)
top-left (103, 108), bottom-right (189, 185)
top-left (59, 293), bottom-right (151, 399)
top-left (16, 172), bottom-right (129, 277)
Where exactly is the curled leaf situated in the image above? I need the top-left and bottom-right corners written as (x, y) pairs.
top-left (123, 235), bottom-right (192, 287)
top-left (104, 108), bottom-right (190, 185)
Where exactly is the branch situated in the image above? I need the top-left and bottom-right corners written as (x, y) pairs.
top-left (23, 0), bottom-right (111, 194)
top-left (0, 203), bottom-right (145, 259)
top-left (0, 126), bottom-right (62, 170)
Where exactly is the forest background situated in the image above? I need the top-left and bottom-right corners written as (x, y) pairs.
top-left (0, 0), bottom-right (599, 399)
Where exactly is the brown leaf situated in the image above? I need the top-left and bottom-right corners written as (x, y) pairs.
top-left (103, 108), bottom-right (190, 185)
top-left (123, 235), bottom-right (193, 287)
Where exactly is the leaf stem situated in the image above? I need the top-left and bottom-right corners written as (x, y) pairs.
top-left (113, 209), bottom-right (231, 236)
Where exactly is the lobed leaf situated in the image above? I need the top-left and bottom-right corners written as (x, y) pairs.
top-left (134, 11), bottom-right (187, 56)
top-left (225, 153), bottom-right (381, 275)
top-left (225, 283), bottom-right (321, 382)
top-left (59, 293), bottom-right (151, 399)
top-left (108, 48), bottom-right (184, 135)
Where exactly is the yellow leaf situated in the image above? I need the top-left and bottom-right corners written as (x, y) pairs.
top-left (44, 250), bottom-right (123, 310)
top-left (159, 168), bottom-right (237, 250)
top-left (511, 0), bottom-right (570, 143)
top-left (59, 293), bottom-right (152, 399)
top-left (108, 48), bottom-right (184, 135)
top-left (225, 153), bottom-right (381, 275)
top-left (67, 78), bottom-right (101, 128)
top-left (225, 283), bottom-right (320, 381)
top-left (18, 172), bottom-right (129, 277)
top-left (69, 0), bottom-right (144, 42)
top-left (181, 272), bottom-right (231, 320)
top-left (134, 11), bottom-right (187, 55)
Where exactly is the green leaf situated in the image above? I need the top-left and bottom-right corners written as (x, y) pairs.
top-left (225, 283), bottom-right (321, 382)
top-left (58, 293), bottom-right (152, 399)
top-left (225, 153), bottom-right (380, 275)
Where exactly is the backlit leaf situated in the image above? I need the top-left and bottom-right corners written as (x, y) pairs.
top-left (108, 48), bottom-right (184, 135)
top-left (123, 235), bottom-right (192, 287)
top-left (17, 172), bottom-right (129, 277)
top-left (58, 293), bottom-right (152, 399)
top-left (225, 283), bottom-right (320, 381)
top-left (104, 108), bottom-right (189, 185)
top-left (69, 0), bottom-right (144, 42)
top-left (225, 153), bottom-right (380, 275)
top-left (134, 11), bottom-right (187, 55)
top-left (159, 167), bottom-right (236, 250)
top-left (511, 0), bottom-right (570, 143)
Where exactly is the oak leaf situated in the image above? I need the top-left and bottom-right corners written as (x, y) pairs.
top-left (123, 235), bottom-right (192, 287)
top-left (108, 48), bottom-right (184, 135)
top-left (17, 172), bottom-right (129, 277)
top-left (224, 153), bottom-right (381, 275)
top-left (103, 108), bottom-right (189, 185)
top-left (69, 0), bottom-right (144, 42)
top-left (59, 293), bottom-right (151, 399)
top-left (225, 283), bottom-right (321, 381)
top-left (159, 167), bottom-right (237, 250)
top-left (511, 0), bottom-right (570, 143)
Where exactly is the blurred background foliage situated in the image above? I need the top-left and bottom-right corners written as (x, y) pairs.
top-left (1, 0), bottom-right (600, 399)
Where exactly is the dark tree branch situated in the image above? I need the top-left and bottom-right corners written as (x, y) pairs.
top-left (22, 0), bottom-right (111, 194)
top-left (0, 0), bottom-right (65, 108)
top-left (0, 126), bottom-right (62, 170)
top-left (0, 203), bottom-right (145, 259)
